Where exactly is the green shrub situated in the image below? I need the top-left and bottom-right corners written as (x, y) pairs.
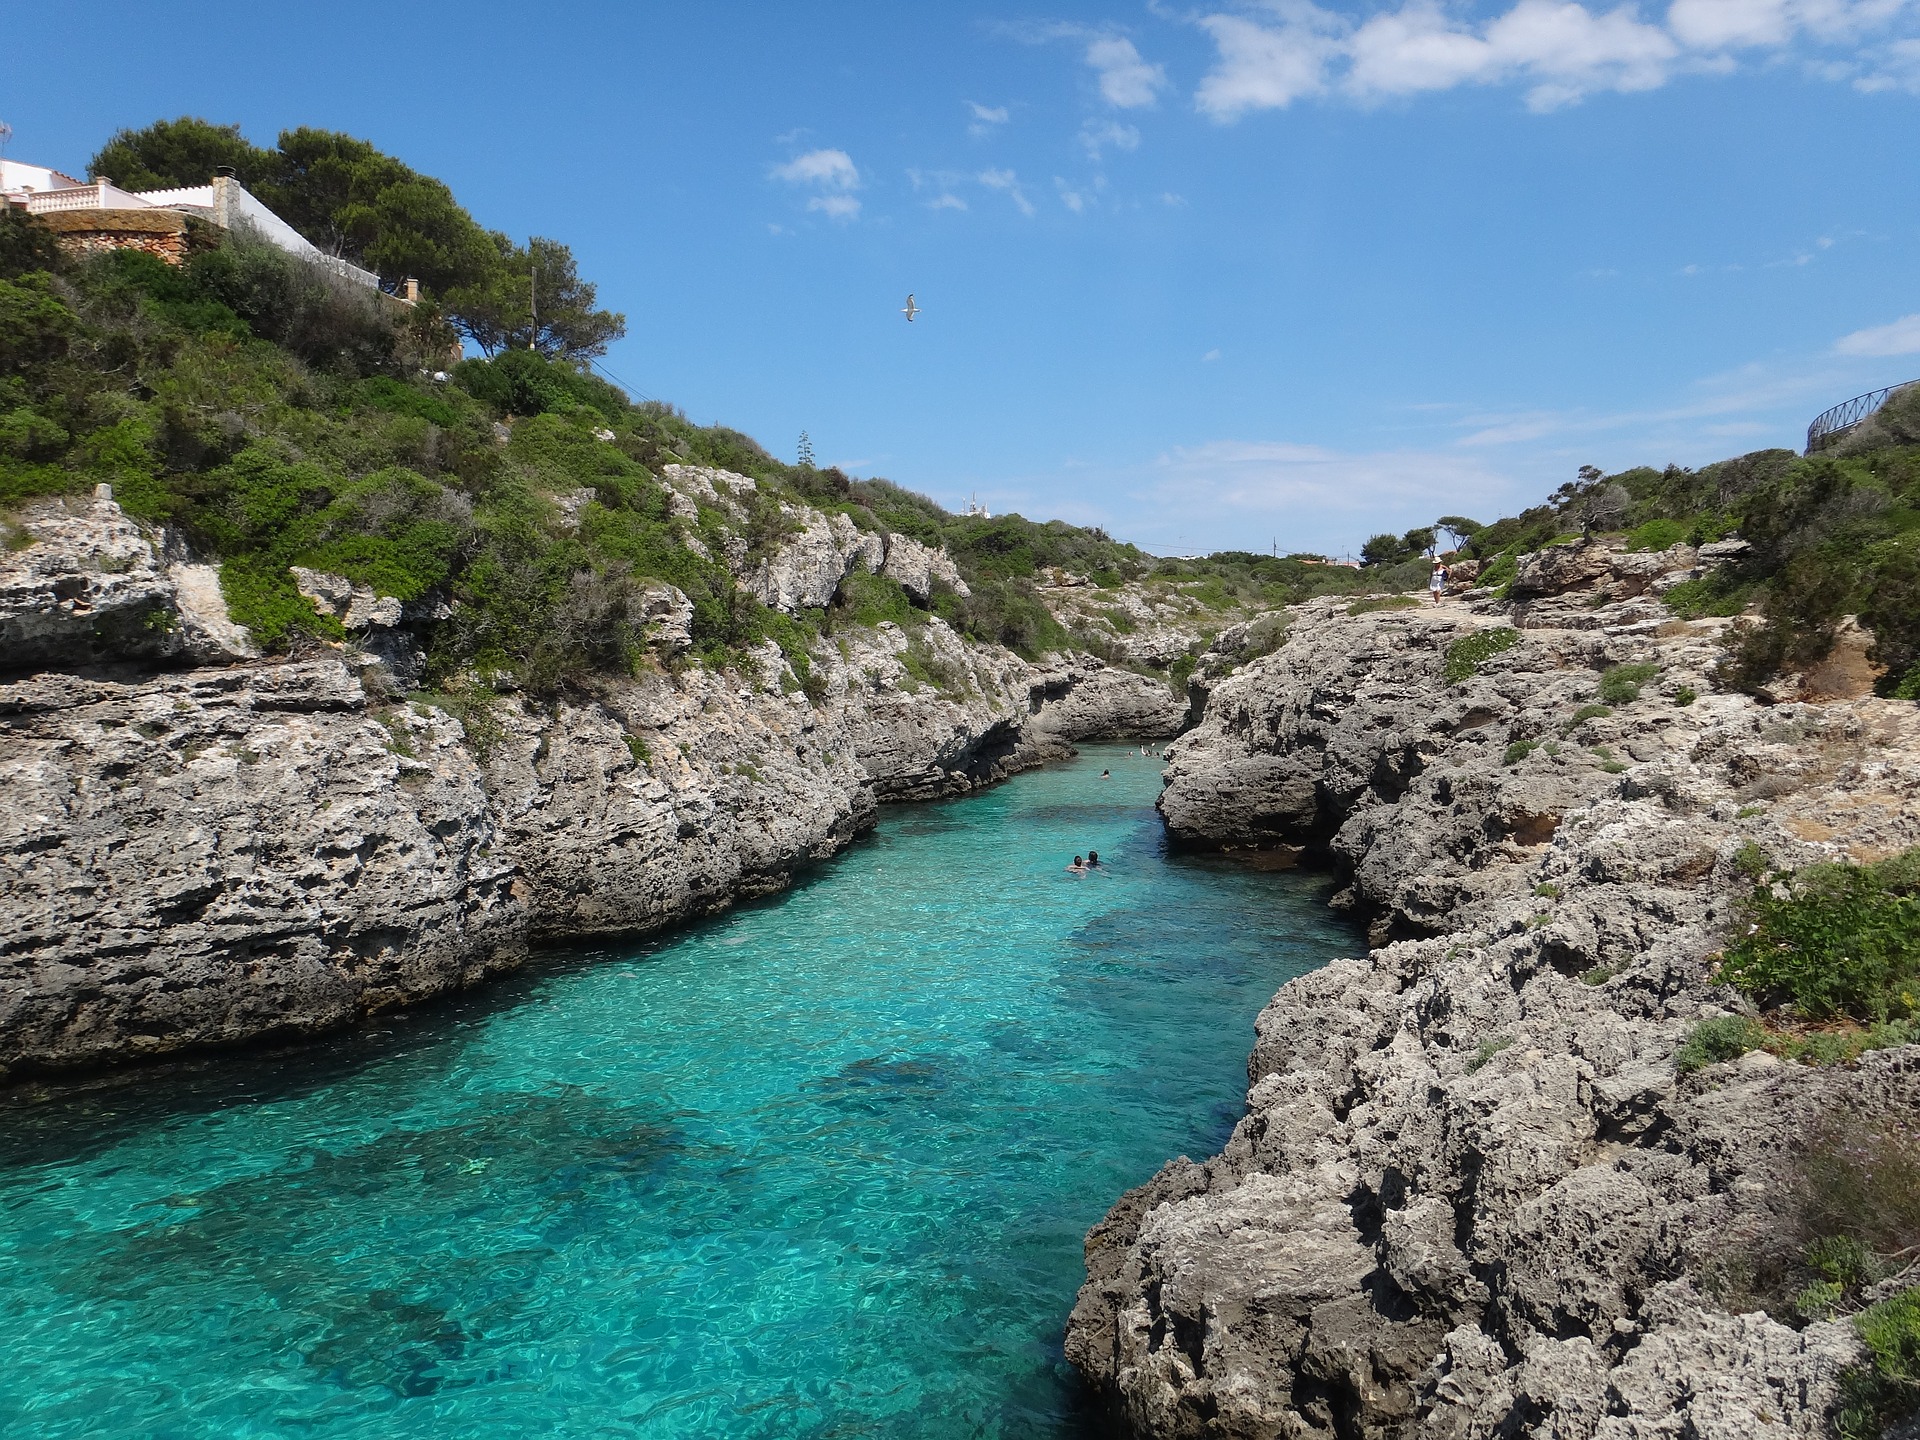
top-left (1717, 848), bottom-right (1920, 1022)
top-left (1560, 702), bottom-right (1613, 734)
top-left (1839, 1288), bottom-right (1920, 1440)
top-left (1503, 739), bottom-right (1537, 766)
top-left (1660, 573), bottom-right (1751, 620)
top-left (1466, 1035), bottom-right (1514, 1073)
top-left (834, 568), bottom-right (922, 629)
top-left (1674, 685), bottom-right (1697, 705)
top-left (1444, 627), bottom-right (1520, 682)
top-left (1627, 517), bottom-right (1690, 552)
top-left (1674, 1015), bottom-right (1767, 1073)
top-left (1598, 662), bottom-right (1660, 704)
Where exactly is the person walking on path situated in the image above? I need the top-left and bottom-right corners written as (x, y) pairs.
top-left (1429, 560), bottom-right (1449, 605)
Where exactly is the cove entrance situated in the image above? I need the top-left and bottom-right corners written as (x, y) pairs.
top-left (0, 745), bottom-right (1354, 1439)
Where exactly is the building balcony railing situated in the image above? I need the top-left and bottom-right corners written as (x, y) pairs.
top-left (1806, 380), bottom-right (1920, 453)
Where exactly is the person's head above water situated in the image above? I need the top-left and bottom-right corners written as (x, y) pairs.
top-left (1087, 850), bottom-right (1100, 866)
top-left (1068, 855), bottom-right (1085, 870)
top-left (1100, 769), bottom-right (1110, 778)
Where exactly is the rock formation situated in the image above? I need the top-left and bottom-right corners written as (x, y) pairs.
top-left (1068, 546), bottom-right (1920, 1437)
top-left (0, 486), bottom-right (1183, 1081)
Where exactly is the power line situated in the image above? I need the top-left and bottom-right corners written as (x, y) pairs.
top-left (587, 357), bottom-right (658, 406)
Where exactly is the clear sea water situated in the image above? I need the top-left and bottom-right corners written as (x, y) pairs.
top-left (0, 744), bottom-right (1353, 1440)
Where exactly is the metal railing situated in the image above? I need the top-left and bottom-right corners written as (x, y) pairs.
top-left (1807, 380), bottom-right (1920, 452)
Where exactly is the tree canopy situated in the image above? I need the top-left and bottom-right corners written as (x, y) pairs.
top-left (86, 118), bottom-right (624, 355)
top-left (90, 117), bottom-right (275, 192)
top-left (446, 234), bottom-right (627, 360)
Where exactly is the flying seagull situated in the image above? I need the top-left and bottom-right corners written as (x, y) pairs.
top-left (901, 294), bottom-right (920, 322)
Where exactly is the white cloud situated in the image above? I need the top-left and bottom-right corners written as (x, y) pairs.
top-left (772, 148), bottom-right (859, 189)
top-left (807, 194), bottom-right (862, 220)
top-left (1834, 313), bottom-right (1920, 355)
top-left (968, 101), bottom-right (1011, 137)
top-left (1192, 0), bottom-right (1918, 117)
top-left (978, 167), bottom-right (1036, 216)
top-left (928, 192), bottom-right (969, 211)
top-left (1202, 348), bottom-right (1222, 361)
top-left (1197, 14), bottom-right (1338, 116)
top-left (1085, 35), bottom-right (1169, 106)
top-left (1132, 440), bottom-right (1518, 555)
top-left (773, 147), bottom-right (861, 222)
top-left (1079, 119), bottom-right (1142, 159)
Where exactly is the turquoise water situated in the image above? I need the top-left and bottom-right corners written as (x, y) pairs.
top-left (0, 745), bottom-right (1352, 1440)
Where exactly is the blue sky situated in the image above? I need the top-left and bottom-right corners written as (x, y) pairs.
top-left (8, 0), bottom-right (1920, 556)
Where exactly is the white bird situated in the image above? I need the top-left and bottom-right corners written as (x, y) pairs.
top-left (901, 294), bottom-right (920, 322)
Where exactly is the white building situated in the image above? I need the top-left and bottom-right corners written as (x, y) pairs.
top-left (2, 161), bottom-right (379, 289)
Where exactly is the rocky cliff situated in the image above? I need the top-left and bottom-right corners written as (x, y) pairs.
top-left (0, 485), bottom-right (1186, 1082)
top-left (1068, 544), bottom-right (1920, 1438)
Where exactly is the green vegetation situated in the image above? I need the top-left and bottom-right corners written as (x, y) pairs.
top-left (1717, 848), bottom-right (1920, 1025)
top-left (1560, 703), bottom-right (1613, 735)
top-left (1840, 1286), bottom-right (1920, 1440)
top-left (1674, 1014), bottom-right (1769, 1073)
top-left (2, 124), bottom-right (1181, 691)
top-left (1465, 1035), bottom-right (1514, 1073)
top-left (89, 117), bottom-right (623, 358)
top-left (1597, 662), bottom-right (1661, 704)
top-left (1431, 440), bottom-right (1920, 696)
top-left (1503, 739), bottom-right (1537, 766)
top-left (1444, 627), bottom-right (1521, 683)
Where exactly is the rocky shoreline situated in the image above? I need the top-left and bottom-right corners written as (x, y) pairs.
top-left (0, 487), bottom-right (1187, 1083)
top-left (1067, 543), bottom-right (1920, 1437)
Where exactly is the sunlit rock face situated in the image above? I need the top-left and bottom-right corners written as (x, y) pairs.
top-left (1070, 561), bottom-right (1920, 1440)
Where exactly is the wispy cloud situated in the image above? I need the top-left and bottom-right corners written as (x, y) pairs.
top-left (968, 100), bottom-right (1011, 137)
top-left (978, 167), bottom-right (1036, 216)
top-left (928, 192), bottom-right (969, 211)
top-left (1079, 118), bottom-right (1142, 159)
top-left (771, 147), bottom-right (862, 221)
top-left (1834, 312), bottom-right (1920, 356)
top-left (1192, 0), bottom-right (1920, 117)
top-left (1126, 439), bottom-right (1519, 555)
top-left (1003, 21), bottom-right (1169, 107)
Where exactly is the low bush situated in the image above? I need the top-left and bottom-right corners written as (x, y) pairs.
top-left (1839, 1287), bottom-right (1920, 1440)
top-left (1627, 517), bottom-right (1690, 552)
top-left (1466, 1035), bottom-right (1514, 1073)
top-left (1598, 662), bottom-right (1660, 704)
top-left (1674, 1014), bottom-right (1767, 1073)
top-left (1561, 702), bottom-right (1614, 735)
top-left (1717, 848), bottom-right (1920, 1023)
top-left (1444, 627), bottom-right (1520, 683)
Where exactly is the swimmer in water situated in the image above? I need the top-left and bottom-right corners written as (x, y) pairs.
top-left (1066, 855), bottom-right (1086, 874)
top-left (1100, 769), bottom-right (1110, 779)
top-left (1086, 849), bottom-right (1105, 872)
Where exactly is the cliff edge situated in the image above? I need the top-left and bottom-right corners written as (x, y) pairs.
top-left (0, 487), bottom-right (1187, 1082)
top-left (1068, 543), bottom-right (1920, 1438)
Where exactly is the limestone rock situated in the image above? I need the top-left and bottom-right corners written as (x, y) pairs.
top-left (0, 491), bottom-right (181, 671)
top-left (1071, 564), bottom-right (1920, 1437)
top-left (880, 532), bottom-right (969, 602)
